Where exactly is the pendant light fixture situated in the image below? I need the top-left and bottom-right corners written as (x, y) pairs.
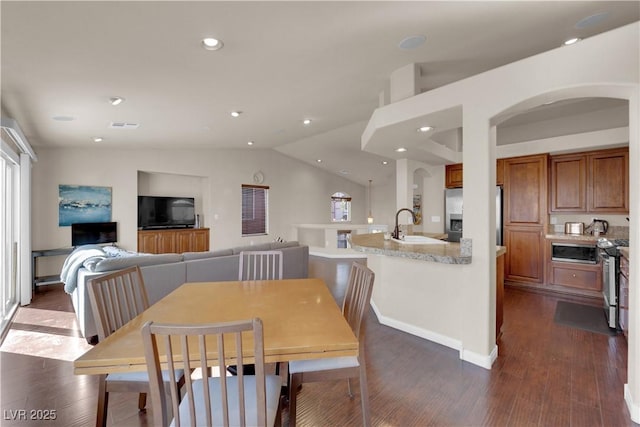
top-left (367, 179), bottom-right (374, 224)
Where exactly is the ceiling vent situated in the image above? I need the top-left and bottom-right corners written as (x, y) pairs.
top-left (109, 122), bottom-right (139, 129)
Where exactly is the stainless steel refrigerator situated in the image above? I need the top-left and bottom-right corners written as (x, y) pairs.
top-left (445, 186), bottom-right (503, 245)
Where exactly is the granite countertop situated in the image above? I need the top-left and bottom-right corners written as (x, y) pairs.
top-left (350, 233), bottom-right (506, 264)
top-left (545, 230), bottom-right (629, 243)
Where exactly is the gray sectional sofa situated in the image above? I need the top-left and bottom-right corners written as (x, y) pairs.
top-left (68, 241), bottom-right (309, 341)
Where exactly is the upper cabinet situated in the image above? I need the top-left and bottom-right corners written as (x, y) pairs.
top-left (549, 147), bottom-right (628, 214)
top-left (588, 148), bottom-right (629, 213)
top-left (444, 160), bottom-right (504, 189)
top-left (549, 153), bottom-right (587, 212)
top-left (504, 154), bottom-right (548, 226)
top-left (445, 163), bottom-right (463, 188)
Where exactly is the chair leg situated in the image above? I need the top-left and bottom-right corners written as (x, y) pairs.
top-left (347, 378), bottom-right (354, 398)
top-left (288, 373), bottom-right (302, 427)
top-left (138, 393), bottom-right (147, 411)
top-left (358, 364), bottom-right (371, 427)
top-left (95, 375), bottom-right (108, 427)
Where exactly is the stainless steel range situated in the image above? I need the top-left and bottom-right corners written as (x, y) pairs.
top-left (598, 238), bottom-right (629, 330)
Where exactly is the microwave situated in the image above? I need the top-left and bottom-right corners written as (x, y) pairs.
top-left (551, 242), bottom-right (598, 264)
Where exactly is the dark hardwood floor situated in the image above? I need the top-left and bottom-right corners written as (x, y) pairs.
top-left (0, 255), bottom-right (635, 426)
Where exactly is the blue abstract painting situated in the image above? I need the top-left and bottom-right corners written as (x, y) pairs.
top-left (59, 185), bottom-right (112, 226)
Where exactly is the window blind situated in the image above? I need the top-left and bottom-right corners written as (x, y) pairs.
top-left (242, 184), bottom-right (268, 236)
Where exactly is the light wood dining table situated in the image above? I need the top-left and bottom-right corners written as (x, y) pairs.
top-left (74, 278), bottom-right (358, 375)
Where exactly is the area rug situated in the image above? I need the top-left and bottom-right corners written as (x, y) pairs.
top-left (554, 301), bottom-right (616, 336)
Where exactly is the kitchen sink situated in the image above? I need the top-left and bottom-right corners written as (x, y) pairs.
top-left (392, 235), bottom-right (447, 245)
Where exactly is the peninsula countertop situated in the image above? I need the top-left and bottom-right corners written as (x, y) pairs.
top-left (350, 233), bottom-right (506, 264)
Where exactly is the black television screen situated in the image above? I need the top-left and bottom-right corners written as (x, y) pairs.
top-left (138, 196), bottom-right (195, 229)
top-left (72, 222), bottom-right (118, 246)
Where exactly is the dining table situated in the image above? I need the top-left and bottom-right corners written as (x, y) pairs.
top-left (74, 278), bottom-right (358, 375)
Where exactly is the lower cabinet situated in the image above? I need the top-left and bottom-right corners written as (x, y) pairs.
top-left (548, 262), bottom-right (602, 293)
top-left (504, 226), bottom-right (545, 285)
top-left (138, 228), bottom-right (210, 254)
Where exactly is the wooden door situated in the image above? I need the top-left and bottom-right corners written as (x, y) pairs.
top-left (138, 232), bottom-right (158, 254)
top-left (549, 153), bottom-right (587, 212)
top-left (504, 226), bottom-right (544, 284)
top-left (445, 164), bottom-right (463, 188)
top-left (588, 148), bottom-right (629, 213)
top-left (192, 229), bottom-right (210, 252)
top-left (157, 230), bottom-right (177, 253)
top-left (504, 154), bottom-right (547, 226)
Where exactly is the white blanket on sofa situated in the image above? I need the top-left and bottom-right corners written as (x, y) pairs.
top-left (61, 245), bottom-right (106, 294)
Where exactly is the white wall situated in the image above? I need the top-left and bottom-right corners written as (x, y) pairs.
top-left (31, 147), bottom-right (366, 257)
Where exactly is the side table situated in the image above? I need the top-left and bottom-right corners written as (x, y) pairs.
top-left (31, 247), bottom-right (74, 291)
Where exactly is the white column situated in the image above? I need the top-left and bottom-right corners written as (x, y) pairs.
top-left (625, 90), bottom-right (640, 423)
top-left (459, 107), bottom-right (496, 364)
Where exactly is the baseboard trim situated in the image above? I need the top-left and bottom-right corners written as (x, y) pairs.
top-left (370, 301), bottom-right (494, 370)
top-left (624, 384), bottom-right (640, 423)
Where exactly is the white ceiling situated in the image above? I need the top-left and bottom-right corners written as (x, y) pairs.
top-left (1, 1), bottom-right (638, 186)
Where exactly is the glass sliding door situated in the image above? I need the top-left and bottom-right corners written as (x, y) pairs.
top-left (1, 153), bottom-right (18, 338)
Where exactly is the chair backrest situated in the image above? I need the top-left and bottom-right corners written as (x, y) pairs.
top-left (238, 250), bottom-right (283, 281)
top-left (343, 262), bottom-right (375, 344)
top-left (142, 318), bottom-right (269, 427)
top-left (87, 265), bottom-right (150, 341)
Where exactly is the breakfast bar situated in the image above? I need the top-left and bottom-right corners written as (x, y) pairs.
top-left (350, 233), bottom-right (506, 369)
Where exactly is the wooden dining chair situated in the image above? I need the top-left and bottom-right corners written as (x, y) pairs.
top-left (87, 266), bottom-right (185, 427)
top-left (141, 318), bottom-right (283, 427)
top-left (235, 250), bottom-right (285, 379)
top-left (238, 250), bottom-right (283, 281)
top-left (288, 262), bottom-right (375, 427)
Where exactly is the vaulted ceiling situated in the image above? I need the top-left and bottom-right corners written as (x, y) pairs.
top-left (2, 1), bottom-right (638, 185)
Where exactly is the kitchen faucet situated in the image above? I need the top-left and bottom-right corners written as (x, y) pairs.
top-left (392, 208), bottom-right (417, 240)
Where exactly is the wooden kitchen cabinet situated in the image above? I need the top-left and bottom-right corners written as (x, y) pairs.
top-left (444, 160), bottom-right (505, 189)
top-left (503, 154), bottom-right (547, 286)
top-left (549, 153), bottom-right (587, 212)
top-left (548, 262), bottom-right (602, 292)
top-left (588, 147), bottom-right (628, 213)
top-left (549, 147), bottom-right (628, 214)
top-left (445, 163), bottom-right (463, 188)
top-left (504, 154), bottom-right (548, 226)
top-left (504, 226), bottom-right (545, 284)
top-left (138, 228), bottom-right (210, 254)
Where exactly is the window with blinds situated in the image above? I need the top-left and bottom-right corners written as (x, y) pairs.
top-left (242, 184), bottom-right (268, 236)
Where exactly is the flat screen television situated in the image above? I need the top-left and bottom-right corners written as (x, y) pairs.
top-left (71, 222), bottom-right (118, 246)
top-left (138, 196), bottom-right (196, 229)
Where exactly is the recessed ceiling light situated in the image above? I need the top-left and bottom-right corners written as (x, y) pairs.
top-left (417, 126), bottom-right (434, 132)
top-left (563, 37), bottom-right (581, 46)
top-left (303, 119), bottom-right (312, 125)
top-left (109, 97), bottom-right (124, 106)
top-left (395, 147), bottom-right (407, 153)
top-left (92, 137), bottom-right (103, 143)
top-left (316, 159), bottom-right (322, 163)
top-left (52, 116), bottom-right (75, 121)
top-left (231, 111), bottom-right (242, 118)
top-left (398, 35), bottom-right (426, 50)
top-left (382, 161), bottom-right (389, 165)
top-left (247, 141), bottom-right (254, 146)
top-left (202, 37), bottom-right (224, 51)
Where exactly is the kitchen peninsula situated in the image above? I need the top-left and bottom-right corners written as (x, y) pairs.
top-left (351, 232), bottom-right (506, 369)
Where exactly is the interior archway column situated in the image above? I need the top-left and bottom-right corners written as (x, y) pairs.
top-left (458, 106), bottom-right (497, 361)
